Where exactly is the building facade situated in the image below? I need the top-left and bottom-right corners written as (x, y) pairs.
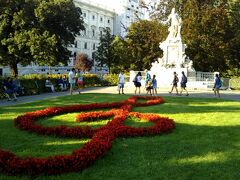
top-left (1, 0), bottom-right (146, 75)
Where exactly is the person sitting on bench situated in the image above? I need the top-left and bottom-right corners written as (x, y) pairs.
top-left (45, 77), bottom-right (55, 92)
top-left (3, 77), bottom-right (18, 101)
top-left (12, 75), bottom-right (25, 95)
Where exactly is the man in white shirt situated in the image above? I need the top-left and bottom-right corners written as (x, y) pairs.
top-left (118, 71), bottom-right (125, 94)
top-left (68, 68), bottom-right (75, 95)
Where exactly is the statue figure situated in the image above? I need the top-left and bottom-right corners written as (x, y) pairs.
top-left (165, 8), bottom-right (180, 41)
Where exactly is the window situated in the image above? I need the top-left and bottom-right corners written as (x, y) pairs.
top-left (92, 15), bottom-right (95, 20)
top-left (92, 29), bottom-right (95, 37)
top-left (74, 41), bottom-right (77, 48)
top-left (100, 31), bottom-right (103, 36)
top-left (84, 42), bottom-right (87, 49)
top-left (107, 19), bottom-right (110, 23)
top-left (100, 17), bottom-right (103, 22)
top-left (83, 13), bottom-right (86, 17)
top-left (93, 43), bottom-right (96, 50)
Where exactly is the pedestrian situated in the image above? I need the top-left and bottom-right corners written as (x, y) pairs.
top-left (146, 77), bottom-right (153, 95)
top-left (133, 72), bottom-right (142, 95)
top-left (213, 74), bottom-right (222, 98)
top-left (169, 71), bottom-right (179, 95)
top-left (68, 68), bottom-right (76, 95)
top-left (152, 75), bottom-right (157, 96)
top-left (118, 71), bottom-right (125, 94)
top-left (75, 69), bottom-right (83, 94)
top-left (145, 69), bottom-right (151, 87)
top-left (179, 71), bottom-right (189, 96)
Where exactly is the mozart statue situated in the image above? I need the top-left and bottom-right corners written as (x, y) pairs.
top-left (165, 8), bottom-right (181, 41)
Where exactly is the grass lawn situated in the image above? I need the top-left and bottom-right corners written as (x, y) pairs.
top-left (0, 93), bottom-right (240, 180)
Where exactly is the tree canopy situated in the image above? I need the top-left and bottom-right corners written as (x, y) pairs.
top-left (125, 20), bottom-right (167, 70)
top-left (94, 28), bottom-right (115, 73)
top-left (140, 0), bottom-right (240, 74)
top-left (0, 0), bottom-right (85, 75)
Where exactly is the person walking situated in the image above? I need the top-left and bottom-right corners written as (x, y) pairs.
top-left (145, 70), bottom-right (151, 87)
top-left (213, 74), bottom-right (222, 98)
top-left (118, 71), bottom-right (125, 94)
top-left (152, 75), bottom-right (157, 96)
top-left (134, 72), bottom-right (142, 95)
top-left (75, 69), bottom-right (84, 94)
top-left (179, 71), bottom-right (189, 96)
top-left (68, 68), bottom-right (76, 95)
top-left (169, 71), bottom-right (179, 95)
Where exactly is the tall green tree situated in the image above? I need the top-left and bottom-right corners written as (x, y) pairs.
top-left (227, 0), bottom-right (240, 75)
top-left (110, 35), bottom-right (131, 73)
top-left (182, 1), bottom-right (231, 72)
top-left (94, 28), bottom-right (115, 73)
top-left (125, 20), bottom-right (167, 70)
top-left (0, 0), bottom-right (85, 76)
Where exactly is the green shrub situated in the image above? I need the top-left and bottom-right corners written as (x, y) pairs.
top-left (230, 77), bottom-right (240, 90)
top-left (102, 74), bottom-right (119, 86)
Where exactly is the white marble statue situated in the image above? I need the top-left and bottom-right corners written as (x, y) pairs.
top-left (165, 8), bottom-right (181, 41)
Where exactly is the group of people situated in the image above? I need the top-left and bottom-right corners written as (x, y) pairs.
top-left (132, 71), bottom-right (157, 96)
top-left (44, 69), bottom-right (84, 95)
top-left (68, 68), bottom-right (84, 95)
top-left (169, 71), bottom-right (189, 96)
top-left (118, 70), bottom-right (222, 98)
top-left (2, 76), bottom-right (24, 101)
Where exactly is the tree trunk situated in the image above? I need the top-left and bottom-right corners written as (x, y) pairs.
top-left (9, 63), bottom-right (18, 76)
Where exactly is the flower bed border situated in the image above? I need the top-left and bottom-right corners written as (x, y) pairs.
top-left (0, 96), bottom-right (175, 176)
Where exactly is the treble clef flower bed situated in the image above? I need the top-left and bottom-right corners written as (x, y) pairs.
top-left (0, 96), bottom-right (175, 176)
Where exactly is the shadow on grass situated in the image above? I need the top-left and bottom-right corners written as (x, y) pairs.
top-left (0, 122), bottom-right (240, 179)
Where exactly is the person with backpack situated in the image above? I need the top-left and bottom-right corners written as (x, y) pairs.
top-left (145, 70), bottom-right (151, 87)
top-left (213, 74), bottom-right (222, 98)
top-left (133, 72), bottom-right (142, 94)
top-left (169, 71), bottom-right (179, 95)
top-left (180, 71), bottom-right (189, 96)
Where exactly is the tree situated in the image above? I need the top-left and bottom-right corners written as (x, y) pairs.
top-left (125, 20), bottom-right (167, 70)
top-left (0, 0), bottom-right (85, 76)
top-left (181, 1), bottom-right (231, 72)
top-left (227, 0), bottom-right (240, 75)
top-left (110, 35), bottom-right (131, 73)
top-left (75, 53), bottom-right (93, 72)
top-left (94, 28), bottom-right (115, 72)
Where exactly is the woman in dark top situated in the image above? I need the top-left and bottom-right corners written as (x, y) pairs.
top-left (169, 71), bottom-right (179, 95)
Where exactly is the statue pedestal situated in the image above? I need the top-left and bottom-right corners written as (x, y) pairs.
top-left (160, 39), bottom-right (186, 68)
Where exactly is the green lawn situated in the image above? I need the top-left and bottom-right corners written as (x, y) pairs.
top-left (0, 94), bottom-right (240, 180)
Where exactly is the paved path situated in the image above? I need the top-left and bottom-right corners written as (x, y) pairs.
top-left (0, 86), bottom-right (239, 107)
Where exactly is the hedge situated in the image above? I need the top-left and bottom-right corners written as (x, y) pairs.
top-left (0, 74), bottom-right (119, 99)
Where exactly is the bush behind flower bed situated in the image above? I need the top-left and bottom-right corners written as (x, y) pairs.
top-left (0, 74), bottom-right (119, 99)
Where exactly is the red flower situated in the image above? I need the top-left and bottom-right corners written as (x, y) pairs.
top-left (0, 96), bottom-right (175, 176)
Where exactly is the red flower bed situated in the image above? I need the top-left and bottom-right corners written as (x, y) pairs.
top-left (0, 96), bottom-right (174, 176)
